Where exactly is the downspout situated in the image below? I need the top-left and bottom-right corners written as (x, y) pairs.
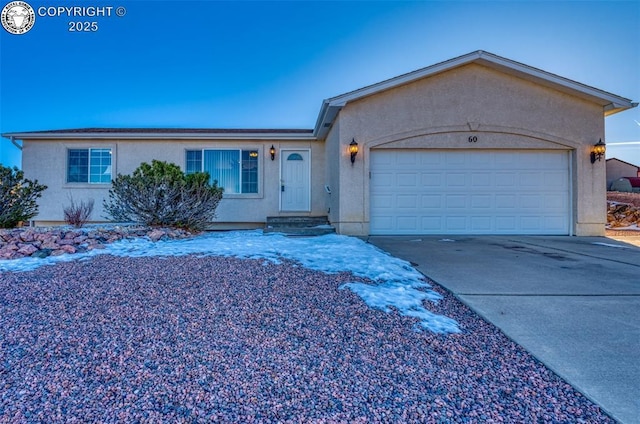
top-left (9, 136), bottom-right (23, 150)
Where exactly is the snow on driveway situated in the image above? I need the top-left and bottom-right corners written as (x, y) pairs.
top-left (0, 230), bottom-right (460, 333)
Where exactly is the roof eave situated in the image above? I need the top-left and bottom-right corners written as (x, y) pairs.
top-left (604, 101), bottom-right (639, 117)
top-left (1, 131), bottom-right (318, 141)
top-left (314, 102), bottom-right (343, 140)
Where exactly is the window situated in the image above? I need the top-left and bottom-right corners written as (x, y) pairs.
top-left (241, 150), bottom-right (258, 194)
top-left (185, 150), bottom-right (202, 175)
top-left (185, 149), bottom-right (258, 194)
top-left (67, 148), bottom-right (112, 183)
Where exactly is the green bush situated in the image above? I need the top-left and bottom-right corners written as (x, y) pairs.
top-left (0, 165), bottom-right (47, 228)
top-left (103, 160), bottom-right (223, 231)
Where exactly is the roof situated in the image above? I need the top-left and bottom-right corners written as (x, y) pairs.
top-left (3, 51), bottom-right (636, 142)
top-left (2, 127), bottom-right (315, 140)
top-left (314, 50), bottom-right (637, 138)
top-left (606, 157), bottom-right (640, 169)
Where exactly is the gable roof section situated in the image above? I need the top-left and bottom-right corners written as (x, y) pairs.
top-left (314, 50), bottom-right (637, 139)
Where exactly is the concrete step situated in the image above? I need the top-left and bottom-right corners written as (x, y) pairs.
top-left (266, 216), bottom-right (330, 228)
top-left (264, 216), bottom-right (335, 236)
top-left (263, 226), bottom-right (336, 236)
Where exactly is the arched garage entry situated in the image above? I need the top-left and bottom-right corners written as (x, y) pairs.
top-left (369, 149), bottom-right (571, 235)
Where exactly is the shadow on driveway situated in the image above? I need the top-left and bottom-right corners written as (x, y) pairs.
top-left (368, 235), bottom-right (640, 424)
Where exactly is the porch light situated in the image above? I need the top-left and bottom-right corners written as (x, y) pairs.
top-left (249, 151), bottom-right (258, 158)
top-left (590, 139), bottom-right (606, 163)
top-left (349, 139), bottom-right (358, 164)
top-left (270, 145), bottom-right (276, 161)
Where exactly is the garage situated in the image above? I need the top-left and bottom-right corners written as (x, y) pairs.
top-left (370, 150), bottom-right (570, 235)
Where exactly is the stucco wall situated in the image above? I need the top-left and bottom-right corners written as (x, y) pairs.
top-left (325, 121), bottom-right (341, 225)
top-left (329, 63), bottom-right (606, 236)
top-left (23, 138), bottom-right (326, 226)
top-left (23, 139), bottom-right (114, 224)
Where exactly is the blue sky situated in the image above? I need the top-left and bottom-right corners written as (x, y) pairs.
top-left (1, 0), bottom-right (639, 168)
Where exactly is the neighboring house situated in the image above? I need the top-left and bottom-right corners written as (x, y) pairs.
top-left (2, 51), bottom-right (637, 236)
top-left (606, 157), bottom-right (640, 189)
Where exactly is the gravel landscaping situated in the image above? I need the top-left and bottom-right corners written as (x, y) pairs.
top-left (0, 226), bottom-right (193, 260)
top-left (0, 253), bottom-right (614, 423)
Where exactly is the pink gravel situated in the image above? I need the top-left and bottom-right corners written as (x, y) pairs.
top-left (0, 255), bottom-right (614, 423)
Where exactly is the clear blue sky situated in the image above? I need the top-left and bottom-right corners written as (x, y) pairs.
top-left (1, 0), bottom-right (639, 169)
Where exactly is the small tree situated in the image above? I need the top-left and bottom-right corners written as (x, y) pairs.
top-left (63, 196), bottom-right (94, 228)
top-left (103, 160), bottom-right (223, 231)
top-left (0, 165), bottom-right (47, 228)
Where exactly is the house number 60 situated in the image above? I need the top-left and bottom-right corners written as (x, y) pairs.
top-left (468, 136), bottom-right (478, 143)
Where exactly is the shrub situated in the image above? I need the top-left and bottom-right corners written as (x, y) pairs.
top-left (63, 196), bottom-right (95, 228)
top-left (103, 160), bottom-right (223, 231)
top-left (0, 165), bottom-right (47, 228)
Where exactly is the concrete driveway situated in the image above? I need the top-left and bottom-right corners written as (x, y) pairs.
top-left (368, 235), bottom-right (640, 424)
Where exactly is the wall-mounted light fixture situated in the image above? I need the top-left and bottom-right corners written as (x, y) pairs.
top-left (270, 145), bottom-right (276, 161)
top-left (590, 139), bottom-right (606, 164)
top-left (349, 139), bottom-right (358, 164)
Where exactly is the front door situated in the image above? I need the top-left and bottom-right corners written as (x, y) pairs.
top-left (280, 150), bottom-right (310, 211)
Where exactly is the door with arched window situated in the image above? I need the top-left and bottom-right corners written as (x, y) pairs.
top-left (280, 149), bottom-right (310, 211)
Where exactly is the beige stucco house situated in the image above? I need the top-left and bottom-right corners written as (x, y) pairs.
top-left (3, 51), bottom-right (636, 236)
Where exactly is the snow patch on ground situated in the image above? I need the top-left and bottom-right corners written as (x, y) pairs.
top-left (606, 224), bottom-right (640, 231)
top-left (340, 281), bottom-right (459, 333)
top-left (0, 230), bottom-right (460, 333)
top-left (592, 242), bottom-right (633, 249)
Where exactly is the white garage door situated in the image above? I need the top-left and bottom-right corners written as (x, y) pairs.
top-left (370, 150), bottom-right (570, 235)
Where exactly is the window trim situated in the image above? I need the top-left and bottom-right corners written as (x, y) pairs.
top-left (64, 145), bottom-right (115, 187)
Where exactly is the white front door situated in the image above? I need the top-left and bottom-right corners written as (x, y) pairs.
top-left (280, 150), bottom-right (310, 211)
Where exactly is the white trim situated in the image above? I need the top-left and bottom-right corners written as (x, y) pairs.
top-left (568, 150), bottom-right (574, 236)
top-left (279, 148), bottom-right (311, 212)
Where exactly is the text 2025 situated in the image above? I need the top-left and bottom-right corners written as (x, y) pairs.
top-left (68, 21), bottom-right (98, 32)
